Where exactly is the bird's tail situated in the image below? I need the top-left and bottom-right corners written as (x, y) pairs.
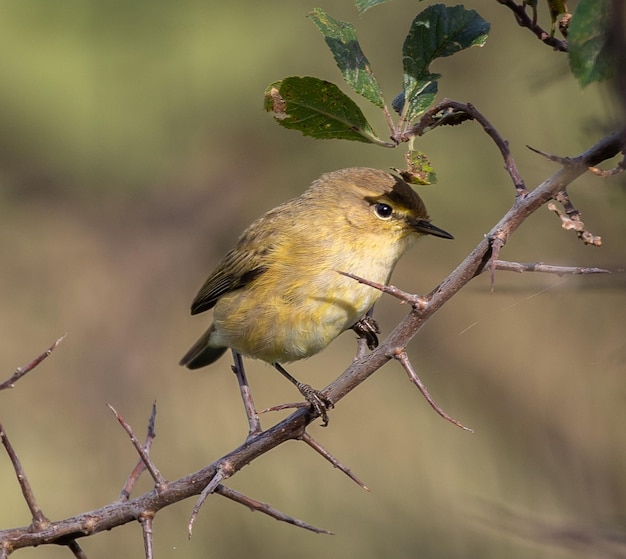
top-left (179, 324), bottom-right (228, 369)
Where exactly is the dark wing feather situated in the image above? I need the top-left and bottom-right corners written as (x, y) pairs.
top-left (189, 202), bottom-right (295, 315)
top-left (190, 239), bottom-right (271, 315)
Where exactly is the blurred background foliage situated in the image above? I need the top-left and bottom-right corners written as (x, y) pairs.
top-left (1, 0), bottom-right (625, 557)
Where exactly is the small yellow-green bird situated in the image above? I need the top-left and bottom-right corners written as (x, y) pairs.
top-left (180, 167), bottom-right (452, 422)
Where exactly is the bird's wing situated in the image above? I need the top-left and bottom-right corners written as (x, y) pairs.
top-left (190, 245), bottom-right (269, 315)
top-left (188, 198), bottom-right (303, 315)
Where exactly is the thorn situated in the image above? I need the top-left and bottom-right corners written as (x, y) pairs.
top-left (216, 485), bottom-right (333, 535)
top-left (0, 333), bottom-right (67, 391)
top-left (391, 348), bottom-right (473, 433)
top-left (107, 404), bottom-right (167, 490)
top-left (188, 466), bottom-right (227, 538)
top-left (337, 271), bottom-right (427, 310)
top-left (118, 402), bottom-right (159, 501)
top-left (300, 432), bottom-right (370, 491)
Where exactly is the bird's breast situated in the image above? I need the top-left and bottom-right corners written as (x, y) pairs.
top-left (211, 232), bottom-right (410, 363)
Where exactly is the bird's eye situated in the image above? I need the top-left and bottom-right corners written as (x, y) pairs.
top-left (374, 203), bottom-right (393, 220)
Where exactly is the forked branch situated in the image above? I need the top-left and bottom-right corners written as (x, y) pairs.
top-left (0, 132), bottom-right (622, 556)
top-left (496, 0), bottom-right (568, 51)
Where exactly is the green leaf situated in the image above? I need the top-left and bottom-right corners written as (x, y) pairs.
top-left (355, 0), bottom-right (392, 15)
top-left (568, 0), bottom-right (613, 87)
top-left (309, 8), bottom-right (385, 108)
top-left (395, 151), bottom-right (437, 185)
top-left (264, 77), bottom-right (394, 146)
top-left (402, 4), bottom-right (490, 122)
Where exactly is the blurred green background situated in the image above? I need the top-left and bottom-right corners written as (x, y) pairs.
top-left (1, 1), bottom-right (625, 557)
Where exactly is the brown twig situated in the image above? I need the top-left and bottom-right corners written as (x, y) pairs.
top-left (0, 420), bottom-right (49, 529)
top-left (0, 134), bottom-right (622, 555)
top-left (188, 463), bottom-right (229, 537)
top-left (488, 232), bottom-right (508, 290)
top-left (527, 144), bottom-right (572, 164)
top-left (119, 402), bottom-right (158, 501)
top-left (390, 348), bottom-right (473, 432)
top-left (491, 260), bottom-right (612, 275)
top-left (553, 189), bottom-right (579, 218)
top-left (0, 405), bottom-right (318, 553)
top-left (139, 514), bottom-right (154, 559)
top-left (588, 159), bottom-right (626, 177)
top-left (548, 201), bottom-right (602, 247)
top-left (410, 100), bottom-right (528, 195)
top-left (261, 401), bottom-right (309, 413)
top-left (0, 334), bottom-right (66, 391)
top-left (300, 432), bottom-right (369, 491)
top-left (108, 404), bottom-right (167, 491)
top-left (215, 485), bottom-right (333, 534)
top-left (322, 133), bottom-right (622, 410)
top-left (66, 540), bottom-right (88, 558)
top-left (496, 0), bottom-right (568, 51)
top-left (527, 144), bottom-right (613, 246)
top-left (337, 271), bottom-right (427, 309)
top-left (1, 336), bottom-right (87, 557)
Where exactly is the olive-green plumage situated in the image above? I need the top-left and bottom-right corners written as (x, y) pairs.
top-left (180, 167), bottom-right (452, 370)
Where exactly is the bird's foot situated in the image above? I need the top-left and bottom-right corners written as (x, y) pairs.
top-left (351, 315), bottom-right (380, 350)
top-left (296, 383), bottom-right (334, 427)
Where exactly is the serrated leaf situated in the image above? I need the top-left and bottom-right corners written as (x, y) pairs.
top-left (355, 0), bottom-right (392, 15)
top-left (395, 151), bottom-right (437, 185)
top-left (402, 4), bottom-right (490, 122)
top-left (309, 8), bottom-right (385, 108)
top-left (568, 0), bottom-right (613, 87)
top-left (264, 77), bottom-right (393, 146)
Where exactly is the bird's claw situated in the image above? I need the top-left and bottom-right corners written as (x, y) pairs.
top-left (297, 383), bottom-right (334, 427)
top-left (351, 315), bottom-right (381, 350)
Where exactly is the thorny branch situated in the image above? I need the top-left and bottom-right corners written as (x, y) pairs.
top-left (119, 402), bottom-right (158, 501)
top-left (390, 347), bottom-right (473, 432)
top-left (496, 0), bottom-right (568, 52)
top-left (0, 133), bottom-right (623, 556)
top-left (323, 132), bottom-right (622, 406)
top-left (214, 485), bottom-right (333, 534)
top-left (109, 403), bottom-right (166, 491)
top-left (489, 260), bottom-right (612, 275)
top-left (409, 100), bottom-right (527, 195)
top-left (0, 422), bottom-right (49, 530)
top-left (0, 337), bottom-right (67, 528)
top-left (0, 335), bottom-right (87, 557)
top-left (299, 431), bottom-right (369, 491)
top-left (0, 334), bottom-right (66, 392)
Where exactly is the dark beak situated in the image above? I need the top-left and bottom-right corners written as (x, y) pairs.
top-left (412, 219), bottom-right (454, 239)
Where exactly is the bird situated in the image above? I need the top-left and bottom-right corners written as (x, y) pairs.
top-left (180, 167), bottom-right (453, 424)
